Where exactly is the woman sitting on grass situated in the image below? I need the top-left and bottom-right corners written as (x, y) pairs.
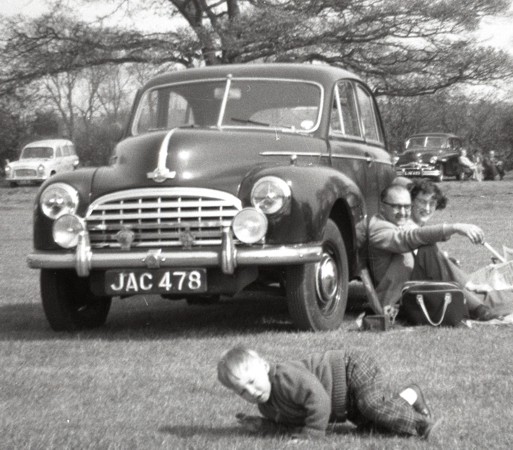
top-left (407, 178), bottom-right (508, 319)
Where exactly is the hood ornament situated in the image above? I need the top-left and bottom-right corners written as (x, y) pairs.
top-left (147, 129), bottom-right (177, 183)
top-left (147, 167), bottom-right (176, 183)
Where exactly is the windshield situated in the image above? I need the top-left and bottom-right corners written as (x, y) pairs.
top-left (21, 147), bottom-right (54, 159)
top-left (133, 78), bottom-right (322, 135)
top-left (406, 136), bottom-right (448, 149)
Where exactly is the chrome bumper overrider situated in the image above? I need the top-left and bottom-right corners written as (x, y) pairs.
top-left (27, 227), bottom-right (323, 277)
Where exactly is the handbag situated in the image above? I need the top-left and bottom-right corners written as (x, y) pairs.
top-left (400, 281), bottom-right (467, 327)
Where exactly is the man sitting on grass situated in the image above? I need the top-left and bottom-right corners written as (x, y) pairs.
top-left (368, 183), bottom-right (497, 321)
top-left (217, 346), bottom-right (440, 441)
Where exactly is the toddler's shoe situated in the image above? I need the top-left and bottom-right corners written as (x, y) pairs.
top-left (407, 384), bottom-right (431, 418)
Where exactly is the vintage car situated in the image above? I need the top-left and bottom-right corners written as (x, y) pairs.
top-left (394, 132), bottom-right (464, 181)
top-left (5, 139), bottom-right (79, 186)
top-left (27, 63), bottom-right (396, 332)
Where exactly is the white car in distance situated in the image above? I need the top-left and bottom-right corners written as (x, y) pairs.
top-left (5, 139), bottom-right (79, 187)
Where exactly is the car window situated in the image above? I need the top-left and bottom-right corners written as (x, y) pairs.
top-left (406, 137), bottom-right (425, 149)
top-left (69, 145), bottom-right (77, 156)
top-left (55, 147), bottom-right (63, 157)
top-left (20, 147), bottom-right (54, 159)
top-left (450, 138), bottom-right (462, 150)
top-left (330, 81), bottom-right (361, 137)
top-left (133, 78), bottom-right (322, 134)
top-left (355, 84), bottom-right (383, 143)
top-left (425, 136), bottom-right (446, 148)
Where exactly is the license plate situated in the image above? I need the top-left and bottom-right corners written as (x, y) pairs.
top-left (105, 269), bottom-right (207, 295)
top-left (404, 170), bottom-right (421, 176)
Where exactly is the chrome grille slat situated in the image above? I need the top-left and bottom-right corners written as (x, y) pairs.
top-left (92, 199), bottom-right (234, 210)
top-left (86, 188), bottom-right (241, 249)
top-left (88, 210), bottom-right (238, 221)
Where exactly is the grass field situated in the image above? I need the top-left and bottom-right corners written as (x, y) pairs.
top-left (1, 178), bottom-right (513, 449)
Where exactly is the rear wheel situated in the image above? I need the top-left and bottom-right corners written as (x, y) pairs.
top-left (41, 269), bottom-right (111, 331)
top-left (286, 219), bottom-right (349, 331)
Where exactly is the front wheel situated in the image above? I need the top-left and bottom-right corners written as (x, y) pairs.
top-left (286, 219), bottom-right (349, 331)
top-left (41, 269), bottom-right (112, 331)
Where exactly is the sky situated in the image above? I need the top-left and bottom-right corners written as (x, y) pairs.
top-left (2, 0), bottom-right (513, 53)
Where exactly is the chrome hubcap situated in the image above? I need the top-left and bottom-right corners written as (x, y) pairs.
top-left (315, 252), bottom-right (339, 311)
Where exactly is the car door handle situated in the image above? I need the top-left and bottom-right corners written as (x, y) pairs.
top-left (365, 153), bottom-right (374, 165)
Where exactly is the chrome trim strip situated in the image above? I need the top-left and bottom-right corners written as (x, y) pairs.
top-left (27, 243), bottom-right (323, 274)
top-left (260, 151), bottom-right (329, 157)
top-left (331, 154), bottom-right (393, 165)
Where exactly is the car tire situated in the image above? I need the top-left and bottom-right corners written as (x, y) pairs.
top-left (8, 181), bottom-right (17, 187)
top-left (40, 269), bottom-right (112, 331)
top-left (185, 294), bottom-right (221, 305)
top-left (286, 219), bottom-right (349, 331)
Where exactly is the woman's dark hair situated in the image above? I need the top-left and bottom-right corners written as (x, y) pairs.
top-left (409, 178), bottom-right (448, 210)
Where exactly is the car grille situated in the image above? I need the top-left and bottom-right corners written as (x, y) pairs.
top-left (85, 188), bottom-right (242, 249)
top-left (14, 169), bottom-right (37, 177)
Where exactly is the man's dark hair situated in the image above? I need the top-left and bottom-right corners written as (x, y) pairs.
top-left (409, 178), bottom-right (448, 210)
top-left (380, 184), bottom-right (409, 203)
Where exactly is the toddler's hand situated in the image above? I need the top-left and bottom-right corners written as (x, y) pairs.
top-left (235, 413), bottom-right (265, 432)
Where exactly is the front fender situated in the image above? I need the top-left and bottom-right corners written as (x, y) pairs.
top-left (33, 168), bottom-right (98, 250)
top-left (238, 165), bottom-right (366, 244)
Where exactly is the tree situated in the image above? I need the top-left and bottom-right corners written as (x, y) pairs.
top-left (1, 0), bottom-right (512, 97)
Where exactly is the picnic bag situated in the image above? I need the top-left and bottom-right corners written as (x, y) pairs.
top-left (400, 281), bottom-right (466, 327)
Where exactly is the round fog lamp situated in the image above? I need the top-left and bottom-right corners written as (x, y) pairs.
top-left (232, 208), bottom-right (268, 244)
top-left (53, 214), bottom-right (85, 248)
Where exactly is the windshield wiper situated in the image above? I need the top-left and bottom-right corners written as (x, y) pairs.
top-left (230, 117), bottom-right (270, 127)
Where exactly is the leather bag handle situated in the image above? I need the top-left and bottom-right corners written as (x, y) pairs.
top-left (416, 293), bottom-right (452, 326)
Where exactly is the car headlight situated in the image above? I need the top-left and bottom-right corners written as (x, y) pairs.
top-left (37, 164), bottom-right (45, 175)
top-left (53, 214), bottom-right (85, 248)
top-left (232, 208), bottom-right (268, 244)
top-left (250, 176), bottom-right (291, 215)
top-left (5, 165), bottom-right (11, 174)
top-left (429, 156), bottom-right (438, 164)
top-left (40, 183), bottom-right (79, 219)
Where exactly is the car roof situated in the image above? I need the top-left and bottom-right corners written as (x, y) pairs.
top-left (23, 139), bottom-right (73, 148)
top-left (143, 63), bottom-right (364, 90)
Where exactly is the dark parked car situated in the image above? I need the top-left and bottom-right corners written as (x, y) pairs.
top-left (395, 132), bottom-right (464, 181)
top-left (27, 63), bottom-right (395, 332)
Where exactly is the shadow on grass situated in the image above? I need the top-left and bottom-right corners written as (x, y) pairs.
top-left (0, 284), bottom-right (366, 341)
top-left (158, 424), bottom-right (250, 439)
top-left (0, 292), bottom-right (294, 340)
top-left (157, 422), bottom-right (361, 439)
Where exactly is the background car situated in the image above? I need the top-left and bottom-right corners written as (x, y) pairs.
top-left (394, 132), bottom-right (463, 181)
top-left (4, 139), bottom-right (79, 187)
top-left (27, 63), bottom-right (396, 332)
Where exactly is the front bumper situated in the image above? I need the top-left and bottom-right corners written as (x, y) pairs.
top-left (395, 166), bottom-right (441, 178)
top-left (27, 227), bottom-right (323, 277)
